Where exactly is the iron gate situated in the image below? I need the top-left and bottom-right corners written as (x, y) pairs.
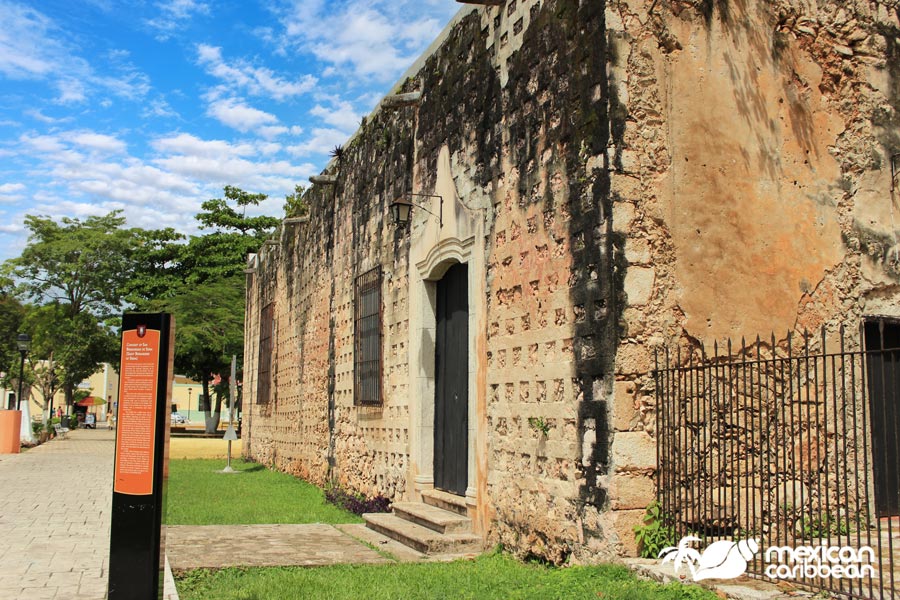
top-left (655, 325), bottom-right (898, 599)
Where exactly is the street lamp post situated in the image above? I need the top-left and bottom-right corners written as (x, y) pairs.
top-left (187, 387), bottom-right (192, 422)
top-left (16, 334), bottom-right (30, 411)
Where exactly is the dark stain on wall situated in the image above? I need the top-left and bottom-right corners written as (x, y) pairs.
top-left (504, 0), bottom-right (622, 520)
top-left (417, 13), bottom-right (503, 190)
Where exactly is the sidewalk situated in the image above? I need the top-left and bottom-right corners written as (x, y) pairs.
top-left (0, 428), bottom-right (115, 600)
top-left (0, 429), bottom-right (450, 600)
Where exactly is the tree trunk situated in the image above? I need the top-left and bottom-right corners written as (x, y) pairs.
top-left (64, 381), bottom-right (74, 415)
top-left (202, 375), bottom-right (220, 434)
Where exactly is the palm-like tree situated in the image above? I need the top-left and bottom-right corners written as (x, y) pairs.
top-left (659, 535), bottom-right (702, 578)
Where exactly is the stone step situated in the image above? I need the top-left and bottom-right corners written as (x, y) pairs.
top-left (392, 501), bottom-right (472, 534)
top-left (363, 513), bottom-right (482, 555)
top-left (421, 488), bottom-right (468, 517)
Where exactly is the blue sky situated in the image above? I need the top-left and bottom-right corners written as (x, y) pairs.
top-left (0, 0), bottom-right (460, 260)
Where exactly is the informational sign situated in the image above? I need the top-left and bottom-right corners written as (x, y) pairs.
top-left (108, 313), bottom-right (174, 600)
top-left (114, 327), bottom-right (161, 495)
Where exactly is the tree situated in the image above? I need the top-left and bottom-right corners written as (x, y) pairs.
top-left (0, 292), bottom-right (26, 385)
top-left (23, 303), bottom-right (115, 419)
top-left (3, 212), bottom-right (140, 406)
top-left (130, 186), bottom-right (278, 432)
top-left (4, 212), bottom-right (140, 318)
top-left (178, 186), bottom-right (280, 285)
top-left (146, 275), bottom-right (244, 431)
top-left (283, 184), bottom-right (308, 218)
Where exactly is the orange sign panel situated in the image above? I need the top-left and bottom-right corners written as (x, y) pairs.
top-left (113, 328), bottom-right (161, 495)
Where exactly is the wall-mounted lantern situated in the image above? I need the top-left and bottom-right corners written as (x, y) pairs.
top-left (389, 193), bottom-right (443, 228)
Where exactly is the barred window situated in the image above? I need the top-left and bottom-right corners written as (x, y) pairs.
top-left (257, 302), bottom-right (274, 405)
top-left (354, 267), bottom-right (383, 406)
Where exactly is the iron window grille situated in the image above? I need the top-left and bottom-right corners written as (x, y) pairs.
top-left (354, 267), bottom-right (383, 406)
top-left (257, 302), bottom-right (274, 405)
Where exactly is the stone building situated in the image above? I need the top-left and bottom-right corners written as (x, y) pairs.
top-left (242, 0), bottom-right (900, 563)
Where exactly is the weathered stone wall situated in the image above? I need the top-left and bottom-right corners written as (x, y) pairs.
top-left (606, 0), bottom-right (900, 554)
top-left (243, 0), bottom-right (900, 564)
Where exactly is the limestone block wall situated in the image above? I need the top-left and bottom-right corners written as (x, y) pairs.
top-left (242, 0), bottom-right (900, 564)
top-left (604, 0), bottom-right (900, 554)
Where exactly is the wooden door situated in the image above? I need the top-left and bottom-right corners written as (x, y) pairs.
top-left (434, 263), bottom-right (468, 496)
top-left (865, 319), bottom-right (900, 517)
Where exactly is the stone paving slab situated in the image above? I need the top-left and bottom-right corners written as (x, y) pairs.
top-left (166, 524), bottom-right (393, 569)
top-left (0, 428), bottom-right (179, 600)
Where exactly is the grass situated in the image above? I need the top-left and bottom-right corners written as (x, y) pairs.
top-left (175, 552), bottom-right (717, 600)
top-left (166, 458), bottom-right (362, 525)
top-left (168, 460), bottom-right (716, 599)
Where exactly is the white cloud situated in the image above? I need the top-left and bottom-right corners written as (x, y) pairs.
top-left (66, 131), bottom-right (127, 154)
top-left (56, 78), bottom-right (87, 104)
top-left (206, 97), bottom-right (279, 133)
top-left (0, 2), bottom-right (151, 104)
top-left (0, 183), bottom-right (24, 193)
top-left (0, 2), bottom-right (57, 78)
top-left (24, 109), bottom-right (69, 124)
top-left (274, 0), bottom-right (455, 81)
top-left (286, 128), bottom-right (349, 157)
top-left (145, 0), bottom-right (210, 40)
top-left (310, 100), bottom-right (363, 131)
top-left (151, 133), bottom-right (259, 160)
top-left (142, 97), bottom-right (179, 119)
top-left (197, 44), bottom-right (317, 101)
top-left (257, 125), bottom-right (289, 139)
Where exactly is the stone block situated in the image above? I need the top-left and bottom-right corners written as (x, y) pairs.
top-left (623, 266), bottom-right (655, 306)
top-left (611, 199), bottom-right (636, 230)
top-left (624, 238), bottom-right (651, 265)
top-left (612, 380), bottom-right (638, 432)
top-left (615, 343), bottom-right (653, 375)
top-left (611, 431), bottom-right (657, 472)
top-left (609, 508), bottom-right (645, 557)
top-left (610, 473), bottom-right (656, 510)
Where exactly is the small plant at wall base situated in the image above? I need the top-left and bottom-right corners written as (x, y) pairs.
top-left (528, 416), bottom-right (551, 436)
top-left (325, 485), bottom-right (391, 516)
top-left (798, 514), bottom-right (850, 538)
top-left (634, 501), bottom-right (677, 559)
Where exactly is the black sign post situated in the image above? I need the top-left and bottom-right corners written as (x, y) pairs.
top-left (108, 313), bottom-right (174, 600)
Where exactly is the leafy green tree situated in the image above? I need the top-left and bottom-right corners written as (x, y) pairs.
top-left (130, 186), bottom-right (278, 432)
top-left (4, 212), bottom-right (139, 318)
top-left (178, 186), bottom-right (280, 285)
top-left (23, 303), bottom-right (117, 415)
top-left (283, 184), bottom-right (308, 218)
top-left (145, 275), bottom-right (244, 430)
top-left (0, 293), bottom-right (27, 409)
top-left (0, 292), bottom-right (25, 377)
top-left (3, 212), bottom-right (139, 407)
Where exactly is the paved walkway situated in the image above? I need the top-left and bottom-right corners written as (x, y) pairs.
top-left (0, 428), bottom-right (115, 600)
top-left (0, 428), bottom-right (454, 600)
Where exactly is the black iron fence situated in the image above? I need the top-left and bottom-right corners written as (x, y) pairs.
top-left (655, 324), bottom-right (898, 599)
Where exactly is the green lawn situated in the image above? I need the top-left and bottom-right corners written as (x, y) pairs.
top-left (175, 552), bottom-right (716, 600)
top-left (166, 458), bottom-right (362, 525)
top-left (168, 460), bottom-right (715, 599)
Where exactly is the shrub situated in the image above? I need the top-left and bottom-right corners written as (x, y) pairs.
top-left (634, 501), bottom-right (677, 559)
top-left (325, 485), bottom-right (391, 515)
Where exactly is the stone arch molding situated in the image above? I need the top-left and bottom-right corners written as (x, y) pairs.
top-left (417, 236), bottom-right (476, 281)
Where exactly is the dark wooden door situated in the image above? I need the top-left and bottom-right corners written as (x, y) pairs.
top-left (865, 319), bottom-right (900, 517)
top-left (434, 263), bottom-right (468, 496)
